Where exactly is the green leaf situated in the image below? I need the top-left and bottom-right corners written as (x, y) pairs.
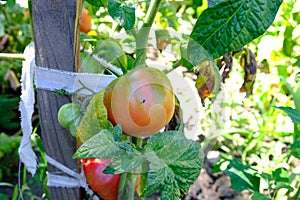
top-left (7, 0), bottom-right (16, 9)
top-left (73, 127), bottom-right (129, 159)
top-left (107, 0), bottom-right (137, 30)
top-left (251, 192), bottom-right (271, 200)
top-left (85, 0), bottom-right (107, 7)
top-left (104, 152), bottom-right (145, 174)
top-left (190, 0), bottom-right (282, 62)
top-left (141, 131), bottom-right (204, 199)
top-left (76, 90), bottom-right (113, 143)
top-left (218, 158), bottom-right (260, 192)
top-left (290, 139), bottom-right (300, 159)
top-left (276, 106), bottom-right (300, 123)
top-left (0, 95), bottom-right (20, 130)
top-left (283, 25), bottom-right (295, 57)
top-left (0, 133), bottom-right (21, 158)
top-left (0, 193), bottom-right (8, 200)
top-left (272, 168), bottom-right (290, 183)
top-left (208, 0), bottom-right (228, 7)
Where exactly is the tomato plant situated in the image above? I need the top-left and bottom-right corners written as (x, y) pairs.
top-left (104, 67), bottom-right (175, 137)
top-left (47, 0), bottom-right (284, 199)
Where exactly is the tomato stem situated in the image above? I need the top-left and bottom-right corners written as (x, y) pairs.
top-left (134, 0), bottom-right (162, 67)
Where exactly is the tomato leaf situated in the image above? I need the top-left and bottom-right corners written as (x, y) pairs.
top-left (76, 90), bottom-right (113, 143)
top-left (73, 126), bottom-right (131, 159)
top-left (276, 106), bottom-right (300, 123)
top-left (103, 152), bottom-right (145, 174)
top-left (189, 0), bottom-right (282, 62)
top-left (141, 131), bottom-right (204, 198)
top-left (107, 0), bottom-right (137, 31)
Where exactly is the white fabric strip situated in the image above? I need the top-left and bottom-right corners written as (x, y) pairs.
top-left (34, 65), bottom-right (117, 95)
top-left (46, 155), bottom-right (99, 199)
top-left (18, 42), bottom-right (37, 175)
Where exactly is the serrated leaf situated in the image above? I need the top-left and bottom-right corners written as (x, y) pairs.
top-left (73, 128), bottom-right (129, 159)
top-left (108, 0), bottom-right (137, 30)
top-left (190, 0), bottom-right (282, 61)
top-left (276, 106), bottom-right (300, 123)
top-left (141, 131), bottom-right (204, 198)
top-left (104, 152), bottom-right (145, 174)
top-left (220, 158), bottom-right (260, 192)
top-left (76, 90), bottom-right (113, 143)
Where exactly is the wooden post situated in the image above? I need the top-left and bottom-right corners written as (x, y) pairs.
top-left (32, 1), bottom-right (80, 199)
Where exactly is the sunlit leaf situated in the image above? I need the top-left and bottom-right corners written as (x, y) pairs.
top-left (190, 0), bottom-right (282, 61)
top-left (76, 90), bottom-right (113, 143)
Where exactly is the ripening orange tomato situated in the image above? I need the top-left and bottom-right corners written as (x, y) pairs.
top-left (104, 67), bottom-right (175, 137)
top-left (80, 8), bottom-right (92, 33)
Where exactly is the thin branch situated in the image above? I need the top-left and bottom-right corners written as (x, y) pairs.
top-left (0, 53), bottom-right (25, 60)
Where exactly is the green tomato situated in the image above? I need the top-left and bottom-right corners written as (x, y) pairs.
top-left (57, 103), bottom-right (83, 136)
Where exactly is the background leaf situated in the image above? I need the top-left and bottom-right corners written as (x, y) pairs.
top-left (276, 106), bottom-right (300, 123)
top-left (190, 0), bottom-right (282, 61)
top-left (215, 158), bottom-right (260, 192)
top-left (290, 139), bottom-right (300, 159)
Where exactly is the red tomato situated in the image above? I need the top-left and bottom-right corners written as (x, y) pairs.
top-left (82, 158), bottom-right (141, 200)
top-left (104, 67), bottom-right (175, 137)
top-left (80, 8), bottom-right (92, 33)
top-left (83, 158), bottom-right (119, 200)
